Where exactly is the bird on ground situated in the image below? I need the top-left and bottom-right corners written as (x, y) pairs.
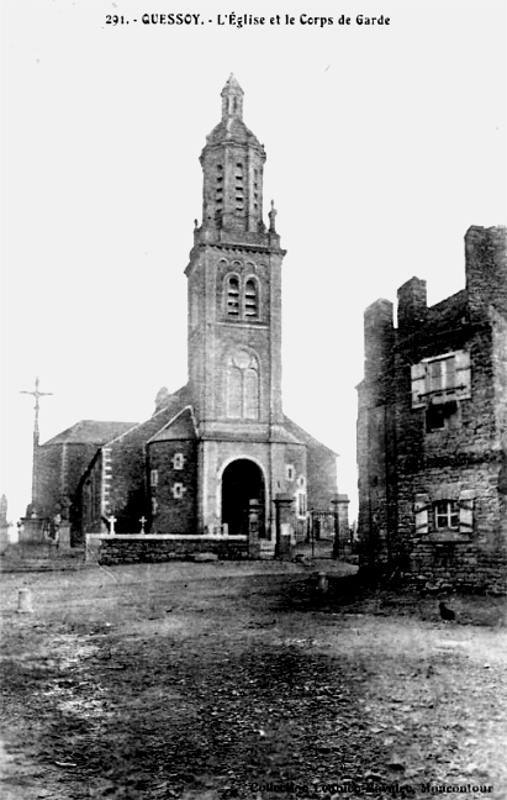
top-left (439, 601), bottom-right (456, 621)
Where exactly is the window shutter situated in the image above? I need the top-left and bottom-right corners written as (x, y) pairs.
top-left (411, 363), bottom-right (426, 408)
top-left (454, 350), bottom-right (471, 400)
top-left (414, 493), bottom-right (429, 534)
top-left (459, 489), bottom-right (474, 533)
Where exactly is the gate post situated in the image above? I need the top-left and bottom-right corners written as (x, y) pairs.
top-left (274, 493), bottom-right (295, 561)
top-left (248, 498), bottom-right (261, 559)
top-left (332, 494), bottom-right (350, 560)
top-left (332, 495), bottom-right (340, 559)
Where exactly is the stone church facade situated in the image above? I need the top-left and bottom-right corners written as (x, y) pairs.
top-left (34, 76), bottom-right (339, 556)
top-left (357, 225), bottom-right (507, 592)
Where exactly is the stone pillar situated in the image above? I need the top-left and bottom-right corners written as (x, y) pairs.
top-left (248, 498), bottom-right (261, 559)
top-left (332, 494), bottom-right (350, 559)
top-left (331, 496), bottom-right (340, 559)
top-left (274, 493), bottom-right (295, 561)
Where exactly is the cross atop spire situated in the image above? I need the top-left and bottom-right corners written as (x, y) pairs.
top-left (221, 73), bottom-right (244, 121)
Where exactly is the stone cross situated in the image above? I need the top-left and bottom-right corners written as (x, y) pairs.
top-left (20, 376), bottom-right (53, 443)
top-left (20, 377), bottom-right (53, 508)
top-left (108, 515), bottom-right (117, 534)
top-left (139, 516), bottom-right (147, 533)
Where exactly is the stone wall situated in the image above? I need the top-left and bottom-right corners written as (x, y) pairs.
top-left (148, 437), bottom-right (197, 534)
top-left (79, 388), bottom-right (191, 536)
top-left (396, 460), bottom-right (507, 593)
top-left (95, 534), bottom-right (249, 565)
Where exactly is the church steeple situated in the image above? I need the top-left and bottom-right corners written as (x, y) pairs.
top-left (186, 77), bottom-right (286, 434)
top-left (221, 73), bottom-right (244, 121)
top-left (198, 75), bottom-right (267, 237)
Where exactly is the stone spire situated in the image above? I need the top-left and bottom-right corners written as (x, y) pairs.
top-left (198, 76), bottom-right (266, 236)
top-left (221, 73), bottom-right (244, 121)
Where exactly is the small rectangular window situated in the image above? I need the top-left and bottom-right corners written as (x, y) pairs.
top-left (434, 500), bottom-right (459, 530)
top-left (173, 453), bottom-right (184, 470)
top-left (426, 399), bottom-right (458, 432)
top-left (172, 483), bottom-right (185, 500)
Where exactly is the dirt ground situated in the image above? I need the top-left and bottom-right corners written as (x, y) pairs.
top-left (0, 559), bottom-right (506, 800)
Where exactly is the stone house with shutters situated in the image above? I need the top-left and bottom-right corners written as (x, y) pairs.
top-left (34, 75), bottom-right (341, 557)
top-left (357, 225), bottom-right (507, 592)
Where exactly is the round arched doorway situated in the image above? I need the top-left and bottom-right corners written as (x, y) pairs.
top-left (221, 459), bottom-right (265, 537)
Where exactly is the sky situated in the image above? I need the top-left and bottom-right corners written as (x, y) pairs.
top-left (0, 0), bottom-right (506, 525)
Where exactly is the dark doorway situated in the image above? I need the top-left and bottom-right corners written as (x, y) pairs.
top-left (221, 459), bottom-right (265, 536)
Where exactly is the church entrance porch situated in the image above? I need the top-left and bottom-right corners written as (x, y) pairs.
top-left (221, 459), bottom-right (265, 537)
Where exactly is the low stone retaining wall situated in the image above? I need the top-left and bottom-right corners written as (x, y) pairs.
top-left (90, 534), bottom-right (250, 565)
top-left (360, 538), bottom-right (507, 595)
top-left (405, 552), bottom-right (506, 595)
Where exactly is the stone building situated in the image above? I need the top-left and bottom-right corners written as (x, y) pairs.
top-left (357, 225), bottom-right (507, 592)
top-left (34, 76), bottom-right (340, 557)
top-left (35, 421), bottom-right (135, 522)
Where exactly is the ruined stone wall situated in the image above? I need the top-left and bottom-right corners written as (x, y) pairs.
top-left (357, 226), bottom-right (507, 591)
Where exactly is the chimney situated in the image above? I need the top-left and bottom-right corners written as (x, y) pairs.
top-left (397, 277), bottom-right (427, 333)
top-left (465, 225), bottom-right (507, 320)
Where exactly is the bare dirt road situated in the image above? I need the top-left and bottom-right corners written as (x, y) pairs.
top-left (0, 560), bottom-right (505, 800)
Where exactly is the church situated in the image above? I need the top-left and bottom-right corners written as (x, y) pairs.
top-left (33, 76), bottom-right (340, 558)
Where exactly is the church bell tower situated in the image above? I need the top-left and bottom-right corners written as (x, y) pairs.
top-left (185, 75), bottom-right (291, 536)
top-left (186, 74), bottom-right (286, 433)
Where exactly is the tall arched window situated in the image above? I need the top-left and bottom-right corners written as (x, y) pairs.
top-left (244, 278), bottom-right (258, 318)
top-left (215, 164), bottom-right (224, 224)
top-left (216, 164), bottom-right (223, 200)
top-left (225, 350), bottom-right (260, 419)
top-left (226, 276), bottom-right (240, 317)
top-left (235, 163), bottom-right (244, 213)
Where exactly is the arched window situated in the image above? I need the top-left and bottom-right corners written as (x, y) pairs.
top-left (225, 350), bottom-right (260, 419)
top-left (223, 273), bottom-right (261, 322)
top-left (244, 278), bottom-right (258, 318)
top-left (226, 276), bottom-right (240, 317)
